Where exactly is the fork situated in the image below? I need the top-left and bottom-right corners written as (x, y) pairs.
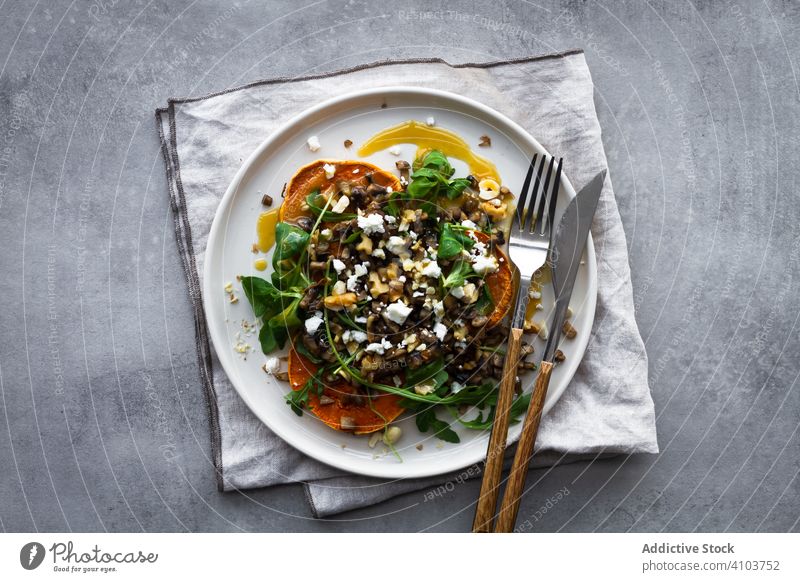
top-left (472, 154), bottom-right (562, 533)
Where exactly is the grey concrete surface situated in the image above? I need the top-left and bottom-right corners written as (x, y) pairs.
top-left (1, 0), bottom-right (798, 532)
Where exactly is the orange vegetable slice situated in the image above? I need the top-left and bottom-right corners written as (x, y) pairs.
top-left (288, 346), bottom-right (404, 434)
top-left (471, 230), bottom-right (514, 327)
top-left (279, 159), bottom-right (402, 225)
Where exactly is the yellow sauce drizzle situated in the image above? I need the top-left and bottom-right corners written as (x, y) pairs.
top-left (254, 258), bottom-right (268, 271)
top-left (525, 265), bottom-right (552, 322)
top-left (357, 120), bottom-right (500, 181)
top-left (256, 209), bottom-right (280, 252)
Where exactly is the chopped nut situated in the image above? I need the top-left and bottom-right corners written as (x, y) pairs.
top-left (562, 320), bottom-right (577, 339)
top-left (479, 135), bottom-right (492, 147)
top-left (340, 416), bottom-right (356, 431)
top-left (356, 232), bottom-right (373, 254)
top-left (368, 272), bottom-right (390, 298)
top-left (251, 243), bottom-right (258, 253)
top-left (319, 395), bottom-right (335, 405)
top-left (481, 200), bottom-right (508, 219)
top-left (261, 194), bottom-right (273, 206)
top-left (323, 292), bottom-right (357, 309)
top-left (344, 139), bottom-right (353, 148)
top-left (554, 349), bottom-right (566, 363)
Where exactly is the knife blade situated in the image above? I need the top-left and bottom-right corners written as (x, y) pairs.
top-left (542, 169), bottom-right (606, 363)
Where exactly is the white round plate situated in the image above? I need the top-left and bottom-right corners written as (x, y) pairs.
top-left (204, 87), bottom-right (596, 479)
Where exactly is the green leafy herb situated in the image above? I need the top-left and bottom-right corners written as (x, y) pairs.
top-left (443, 259), bottom-right (475, 289)
top-left (437, 223), bottom-right (475, 260)
top-left (475, 283), bottom-right (494, 315)
top-left (414, 406), bottom-right (460, 443)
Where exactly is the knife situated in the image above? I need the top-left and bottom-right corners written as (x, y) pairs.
top-left (493, 169), bottom-right (606, 532)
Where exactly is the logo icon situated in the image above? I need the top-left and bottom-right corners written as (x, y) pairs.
top-left (20, 542), bottom-right (45, 570)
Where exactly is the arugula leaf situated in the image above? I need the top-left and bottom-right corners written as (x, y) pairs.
top-left (406, 167), bottom-right (446, 199)
top-left (415, 406), bottom-right (460, 443)
top-left (456, 392), bottom-right (532, 430)
top-left (443, 260), bottom-right (475, 289)
top-left (437, 223), bottom-right (475, 260)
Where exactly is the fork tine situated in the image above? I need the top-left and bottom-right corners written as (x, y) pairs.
top-left (543, 158), bottom-right (563, 236)
top-left (533, 157), bottom-right (556, 234)
top-left (514, 154), bottom-right (537, 233)
top-left (523, 156), bottom-right (546, 233)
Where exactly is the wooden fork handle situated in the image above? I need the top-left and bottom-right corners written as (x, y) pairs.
top-left (494, 360), bottom-right (554, 532)
top-left (472, 327), bottom-right (524, 533)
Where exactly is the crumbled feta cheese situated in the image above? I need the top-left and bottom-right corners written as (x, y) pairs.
top-left (387, 236), bottom-right (410, 258)
top-left (384, 300), bottom-right (413, 324)
top-left (415, 343), bottom-right (427, 352)
top-left (398, 275), bottom-right (407, 282)
top-left (365, 337), bottom-right (393, 354)
top-left (332, 259), bottom-right (346, 273)
top-left (352, 168), bottom-right (360, 174)
top-left (342, 330), bottom-right (368, 344)
top-left (451, 285), bottom-right (465, 299)
top-left (305, 313), bottom-right (324, 334)
top-left (331, 195), bottom-right (350, 214)
top-left (354, 316), bottom-right (367, 323)
top-left (357, 213), bottom-right (385, 234)
top-left (353, 263), bottom-right (368, 278)
top-left (451, 380), bottom-right (465, 394)
top-left (420, 260), bottom-right (442, 278)
top-left (433, 300), bottom-right (445, 319)
top-left (389, 146), bottom-right (401, 156)
top-left (415, 382), bottom-right (435, 395)
top-left (323, 163), bottom-right (336, 179)
top-left (471, 253), bottom-right (499, 276)
top-left (332, 280), bottom-right (346, 295)
top-left (386, 186), bottom-right (393, 194)
top-left (320, 228), bottom-right (332, 239)
top-left (412, 291), bottom-right (424, 297)
top-left (264, 356), bottom-right (280, 374)
top-left (384, 215), bottom-right (397, 224)
top-left (461, 219), bottom-right (478, 229)
top-left (433, 322), bottom-right (447, 341)
top-left (371, 248), bottom-right (386, 259)
top-left (306, 135), bottom-right (321, 151)
top-left (425, 116), bottom-right (435, 126)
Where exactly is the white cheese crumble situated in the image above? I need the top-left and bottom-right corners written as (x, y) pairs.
top-left (425, 116), bottom-right (435, 126)
top-left (365, 337), bottom-right (393, 354)
top-left (371, 248), bottom-right (386, 259)
top-left (389, 146), bottom-right (401, 156)
top-left (305, 312), bottom-right (324, 334)
top-left (332, 259), bottom-right (346, 273)
top-left (323, 163), bottom-right (336, 179)
top-left (433, 322), bottom-right (447, 341)
top-left (386, 236), bottom-right (410, 258)
top-left (357, 213), bottom-right (385, 234)
top-left (420, 260), bottom-right (442, 278)
top-left (384, 300), bottom-right (413, 324)
top-left (263, 357), bottom-right (280, 374)
top-left (461, 219), bottom-right (478, 229)
top-left (433, 300), bottom-right (445, 319)
top-left (384, 215), bottom-right (397, 224)
top-left (450, 285), bottom-right (465, 299)
top-left (332, 280), bottom-right (346, 295)
top-left (471, 253), bottom-right (499, 276)
top-left (331, 195), bottom-right (350, 214)
top-left (342, 330), bottom-right (368, 344)
top-left (306, 135), bottom-right (321, 151)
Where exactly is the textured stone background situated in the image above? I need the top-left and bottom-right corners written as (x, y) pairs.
top-left (1, 0), bottom-right (798, 532)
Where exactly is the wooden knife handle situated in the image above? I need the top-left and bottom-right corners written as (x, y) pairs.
top-left (472, 327), bottom-right (524, 533)
top-left (494, 360), bottom-right (554, 532)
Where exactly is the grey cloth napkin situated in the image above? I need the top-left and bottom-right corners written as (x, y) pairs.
top-left (156, 50), bottom-right (658, 518)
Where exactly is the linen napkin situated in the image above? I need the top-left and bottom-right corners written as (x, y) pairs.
top-left (156, 50), bottom-right (658, 518)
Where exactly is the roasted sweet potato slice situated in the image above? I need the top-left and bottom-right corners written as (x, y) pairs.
top-left (288, 346), bottom-right (404, 434)
top-left (279, 159), bottom-right (402, 224)
top-left (471, 231), bottom-right (514, 327)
